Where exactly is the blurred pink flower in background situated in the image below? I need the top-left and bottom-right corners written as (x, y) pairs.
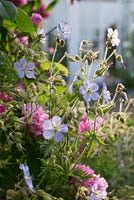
top-left (0, 104), bottom-right (6, 115)
top-left (37, 3), bottom-right (51, 19)
top-left (31, 13), bottom-right (43, 26)
top-left (10, 0), bottom-right (28, 7)
top-left (70, 164), bottom-right (108, 199)
top-left (48, 47), bottom-right (55, 54)
top-left (78, 115), bottom-right (106, 139)
top-left (0, 92), bottom-right (13, 102)
top-left (21, 103), bottom-right (49, 137)
top-left (19, 36), bottom-right (29, 46)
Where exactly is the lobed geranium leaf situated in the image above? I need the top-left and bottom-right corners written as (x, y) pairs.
top-left (45, 0), bottom-right (59, 12)
top-left (16, 8), bottom-right (35, 34)
top-left (0, 1), bottom-right (17, 22)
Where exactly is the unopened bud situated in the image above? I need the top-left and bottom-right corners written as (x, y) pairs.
top-left (116, 54), bottom-right (123, 64)
top-left (82, 40), bottom-right (92, 46)
top-left (116, 83), bottom-right (125, 93)
top-left (75, 55), bottom-right (81, 61)
top-left (60, 39), bottom-right (65, 47)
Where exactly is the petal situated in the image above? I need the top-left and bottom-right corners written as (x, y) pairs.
top-left (26, 62), bottom-right (35, 70)
top-left (24, 165), bottom-right (30, 177)
top-left (18, 69), bottom-right (24, 78)
top-left (20, 58), bottom-right (27, 67)
top-left (113, 29), bottom-right (118, 37)
top-left (26, 71), bottom-right (34, 79)
top-left (83, 80), bottom-right (90, 89)
top-left (19, 164), bottom-right (34, 191)
top-left (43, 119), bottom-right (53, 130)
top-left (52, 116), bottom-right (62, 127)
top-left (91, 83), bottom-right (99, 92)
top-left (107, 28), bottom-right (113, 35)
top-left (43, 130), bottom-right (54, 140)
top-left (91, 92), bottom-right (99, 100)
top-left (25, 177), bottom-right (34, 191)
top-left (83, 93), bottom-right (91, 102)
top-left (79, 85), bottom-right (86, 95)
top-left (54, 132), bottom-right (64, 142)
top-left (14, 62), bottom-right (21, 71)
top-left (60, 124), bottom-right (68, 133)
top-left (102, 83), bottom-right (107, 92)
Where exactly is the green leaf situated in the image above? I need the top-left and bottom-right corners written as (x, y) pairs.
top-left (16, 8), bottom-right (34, 34)
top-left (45, 0), bottom-right (59, 12)
top-left (0, 1), bottom-right (17, 22)
top-left (41, 62), bottom-right (68, 77)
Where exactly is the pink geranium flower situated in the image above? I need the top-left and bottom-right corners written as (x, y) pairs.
top-left (70, 164), bottom-right (108, 200)
top-left (78, 115), bottom-right (106, 139)
top-left (37, 3), bottom-right (51, 19)
top-left (10, 0), bottom-right (28, 7)
top-left (21, 103), bottom-right (49, 137)
top-left (31, 13), bottom-right (43, 26)
top-left (0, 104), bottom-right (6, 115)
top-left (0, 92), bottom-right (13, 102)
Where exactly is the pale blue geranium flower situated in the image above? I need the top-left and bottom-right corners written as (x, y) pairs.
top-left (102, 83), bottom-right (111, 103)
top-left (90, 184), bottom-right (107, 200)
top-left (79, 80), bottom-right (99, 103)
top-left (43, 116), bottom-right (68, 142)
top-left (14, 58), bottom-right (35, 78)
top-left (19, 163), bottom-right (34, 191)
top-left (57, 20), bottom-right (72, 40)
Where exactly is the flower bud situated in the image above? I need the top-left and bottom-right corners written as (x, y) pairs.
top-left (75, 55), bottom-right (81, 61)
top-left (96, 67), bottom-right (107, 76)
top-left (116, 83), bottom-right (125, 93)
top-left (116, 54), bottom-right (123, 63)
top-left (60, 39), bottom-right (65, 47)
top-left (82, 40), bottom-right (92, 46)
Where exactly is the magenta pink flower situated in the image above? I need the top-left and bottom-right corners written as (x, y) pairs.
top-left (0, 104), bottom-right (6, 115)
top-left (48, 47), bottom-right (55, 54)
top-left (80, 114), bottom-right (88, 121)
top-left (79, 119), bottom-right (89, 134)
top-left (31, 13), bottom-right (43, 26)
top-left (74, 164), bottom-right (95, 176)
top-left (78, 115), bottom-right (106, 140)
top-left (0, 92), bottom-right (13, 102)
top-left (21, 103), bottom-right (49, 137)
top-left (70, 164), bottom-right (108, 199)
top-left (89, 176), bottom-right (108, 191)
top-left (37, 3), bottom-right (51, 19)
top-left (19, 36), bottom-right (29, 46)
top-left (10, 0), bottom-right (28, 7)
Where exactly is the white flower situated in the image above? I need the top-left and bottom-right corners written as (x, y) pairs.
top-left (107, 28), bottom-right (120, 46)
top-left (37, 28), bottom-right (46, 44)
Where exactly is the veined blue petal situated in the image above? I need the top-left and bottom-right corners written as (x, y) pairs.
top-left (14, 62), bottom-right (21, 71)
top-left (54, 132), bottom-right (64, 142)
top-left (19, 163), bottom-right (34, 191)
top-left (43, 119), bottom-right (53, 130)
top-left (18, 69), bottom-right (24, 78)
top-left (79, 85), bottom-right (86, 95)
top-left (83, 93), bottom-right (91, 102)
top-left (91, 92), bottom-right (99, 100)
top-left (26, 71), bottom-right (34, 79)
top-left (20, 58), bottom-right (27, 67)
top-left (83, 80), bottom-right (90, 89)
top-left (91, 83), bottom-right (99, 92)
top-left (43, 130), bottom-right (54, 140)
top-left (52, 116), bottom-right (62, 127)
top-left (26, 62), bottom-right (35, 70)
top-left (60, 124), bottom-right (68, 133)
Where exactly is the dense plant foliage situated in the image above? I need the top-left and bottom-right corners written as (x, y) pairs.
top-left (0, 1), bottom-right (134, 200)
